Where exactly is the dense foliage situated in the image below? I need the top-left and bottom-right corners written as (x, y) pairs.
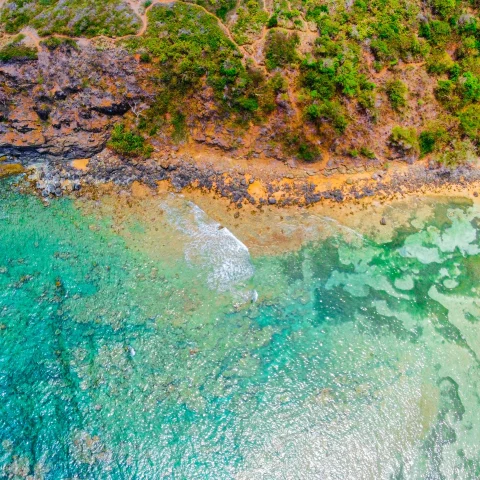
top-left (0, 0), bottom-right (140, 36)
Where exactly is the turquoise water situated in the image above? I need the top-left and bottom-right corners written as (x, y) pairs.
top-left (1, 179), bottom-right (480, 479)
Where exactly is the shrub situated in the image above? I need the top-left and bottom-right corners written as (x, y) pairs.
top-left (459, 104), bottom-right (480, 141)
top-left (1, 0), bottom-right (141, 37)
top-left (236, 96), bottom-right (259, 112)
top-left (385, 79), bottom-right (407, 111)
top-left (124, 3), bottom-right (250, 113)
top-left (306, 101), bottom-right (348, 133)
top-left (458, 72), bottom-right (480, 103)
top-left (431, 0), bottom-right (456, 19)
top-left (267, 15), bottom-right (278, 28)
top-left (171, 111), bottom-right (187, 141)
top-left (357, 82), bottom-right (376, 110)
top-left (438, 139), bottom-right (476, 167)
top-left (139, 52), bottom-right (151, 63)
top-left (265, 30), bottom-right (299, 71)
top-left (360, 146), bottom-right (375, 158)
top-left (107, 124), bottom-right (153, 157)
top-left (426, 50), bottom-right (455, 74)
top-left (297, 142), bottom-right (320, 161)
top-left (435, 79), bottom-right (456, 105)
top-left (419, 131), bottom-right (437, 156)
top-left (283, 131), bottom-right (321, 161)
top-left (389, 126), bottom-right (420, 155)
top-left (420, 20), bottom-right (452, 45)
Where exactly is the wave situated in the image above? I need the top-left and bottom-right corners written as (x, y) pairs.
top-left (160, 195), bottom-right (255, 294)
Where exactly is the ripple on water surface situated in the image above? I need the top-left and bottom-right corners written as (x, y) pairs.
top-left (1, 180), bottom-right (480, 478)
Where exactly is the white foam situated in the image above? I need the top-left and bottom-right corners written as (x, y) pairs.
top-left (160, 196), bottom-right (254, 293)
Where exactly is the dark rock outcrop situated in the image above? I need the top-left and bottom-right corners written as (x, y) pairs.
top-left (0, 44), bottom-right (146, 163)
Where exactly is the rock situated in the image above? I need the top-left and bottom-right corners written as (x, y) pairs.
top-left (0, 44), bottom-right (145, 162)
top-left (268, 197), bottom-right (277, 205)
top-left (33, 103), bottom-right (52, 121)
top-left (380, 217), bottom-right (387, 225)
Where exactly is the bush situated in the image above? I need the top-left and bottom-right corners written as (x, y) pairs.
top-left (306, 100), bottom-right (348, 133)
top-left (283, 131), bottom-right (321, 161)
top-left (139, 52), bottom-right (151, 63)
top-left (265, 30), bottom-right (299, 71)
top-left (171, 111), bottom-right (187, 141)
top-left (431, 0), bottom-right (456, 19)
top-left (385, 79), bottom-right (407, 111)
top-left (435, 79), bottom-right (456, 105)
top-left (124, 3), bottom-right (254, 118)
top-left (419, 131), bottom-right (437, 156)
top-left (458, 72), bottom-right (480, 103)
top-left (267, 15), bottom-right (278, 28)
top-left (236, 96), bottom-right (259, 112)
top-left (389, 126), bottom-right (419, 155)
top-left (297, 142), bottom-right (320, 161)
top-left (359, 146), bottom-right (375, 158)
top-left (459, 104), bottom-right (480, 141)
top-left (107, 124), bottom-right (153, 157)
top-left (419, 20), bottom-right (452, 46)
top-left (426, 50), bottom-right (455, 74)
top-left (1, 0), bottom-right (141, 37)
top-left (438, 139), bottom-right (476, 167)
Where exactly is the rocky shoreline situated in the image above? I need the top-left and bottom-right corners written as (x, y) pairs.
top-left (3, 42), bottom-right (480, 207)
top-left (4, 147), bottom-right (479, 207)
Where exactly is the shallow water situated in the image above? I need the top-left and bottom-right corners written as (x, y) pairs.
top-left (1, 179), bottom-right (480, 479)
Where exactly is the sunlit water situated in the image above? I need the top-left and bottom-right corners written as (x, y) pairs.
top-left (1, 178), bottom-right (480, 479)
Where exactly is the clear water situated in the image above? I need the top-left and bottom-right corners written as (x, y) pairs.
top-left (1, 178), bottom-right (480, 479)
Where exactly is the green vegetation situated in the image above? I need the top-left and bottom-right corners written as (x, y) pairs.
top-left (359, 147), bottom-right (375, 159)
top-left (230, 0), bottom-right (269, 44)
top-left (124, 2), bottom-right (275, 135)
top-left (386, 79), bottom-right (408, 111)
top-left (305, 100), bottom-right (348, 134)
top-left (107, 124), bottom-right (153, 157)
top-left (0, 0), bottom-right (141, 37)
top-left (171, 111), bottom-right (187, 142)
top-left (283, 131), bottom-right (321, 162)
top-left (0, 36), bottom-right (38, 62)
top-left (459, 104), bottom-right (480, 141)
top-left (389, 126), bottom-right (419, 155)
top-left (40, 37), bottom-right (79, 51)
top-left (438, 139), bottom-right (476, 166)
top-left (184, 0), bottom-right (236, 21)
top-left (265, 30), bottom-right (299, 71)
top-left (4, 0), bottom-right (480, 167)
top-left (426, 50), bottom-right (455, 74)
top-left (419, 130), bottom-right (437, 156)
